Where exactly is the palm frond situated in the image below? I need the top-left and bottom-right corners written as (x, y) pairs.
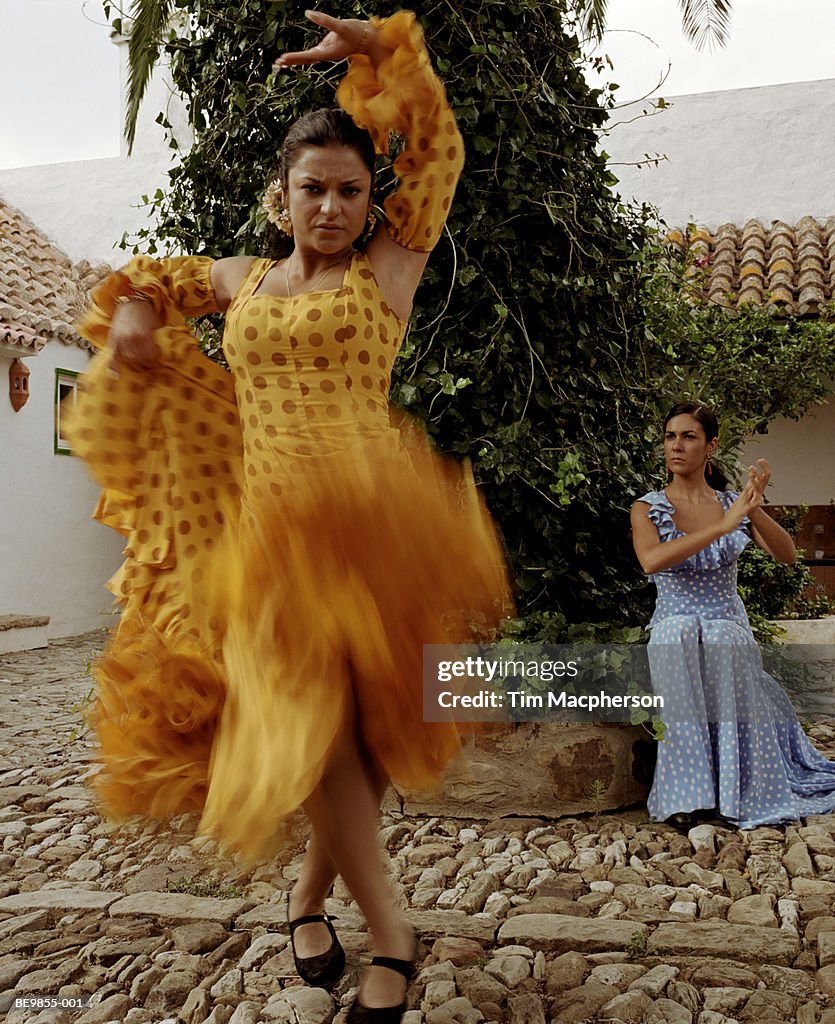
top-left (577, 0), bottom-right (609, 43)
top-left (124, 0), bottom-right (175, 154)
top-left (679, 0), bottom-right (733, 51)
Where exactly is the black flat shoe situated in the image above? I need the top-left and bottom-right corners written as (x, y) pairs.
top-left (288, 911), bottom-right (346, 988)
top-left (346, 954), bottom-right (416, 1024)
top-left (664, 812), bottom-right (696, 831)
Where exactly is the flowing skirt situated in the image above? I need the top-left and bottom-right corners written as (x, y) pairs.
top-left (66, 335), bottom-right (512, 858)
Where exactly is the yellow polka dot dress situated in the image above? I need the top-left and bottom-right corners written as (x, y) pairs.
top-left (66, 11), bottom-right (512, 859)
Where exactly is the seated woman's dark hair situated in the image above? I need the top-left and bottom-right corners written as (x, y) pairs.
top-left (264, 108), bottom-right (377, 259)
top-left (663, 401), bottom-right (719, 441)
top-left (664, 401), bottom-right (728, 489)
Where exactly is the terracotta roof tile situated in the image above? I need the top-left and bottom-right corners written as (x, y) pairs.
top-left (0, 320), bottom-right (44, 353)
top-left (0, 200), bottom-right (112, 352)
top-left (669, 217), bottom-right (835, 318)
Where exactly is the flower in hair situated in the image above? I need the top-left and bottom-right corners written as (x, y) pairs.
top-left (262, 178), bottom-right (286, 227)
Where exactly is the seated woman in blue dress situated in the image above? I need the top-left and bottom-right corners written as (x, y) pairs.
top-left (631, 401), bottom-right (835, 831)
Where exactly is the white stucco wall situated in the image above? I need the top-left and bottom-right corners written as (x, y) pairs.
top-left (604, 78), bottom-right (835, 230)
top-left (741, 401), bottom-right (835, 507)
top-left (0, 37), bottom-right (185, 642)
top-left (0, 151), bottom-right (174, 269)
top-left (0, 344), bottom-right (124, 638)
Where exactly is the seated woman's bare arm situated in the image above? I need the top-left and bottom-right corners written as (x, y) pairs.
top-left (630, 502), bottom-right (733, 575)
top-left (631, 482), bottom-right (762, 575)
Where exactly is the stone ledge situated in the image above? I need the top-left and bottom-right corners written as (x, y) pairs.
top-left (651, 920), bottom-right (800, 965)
top-left (0, 615), bottom-right (49, 631)
top-left (774, 615), bottom-right (835, 644)
top-left (498, 913), bottom-right (641, 952)
top-left (0, 890), bottom-right (120, 914)
top-left (0, 614), bottom-right (50, 655)
top-left (109, 891), bottom-right (253, 926)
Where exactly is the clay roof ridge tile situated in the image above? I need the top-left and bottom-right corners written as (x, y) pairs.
top-left (797, 244), bottom-right (825, 263)
top-left (767, 227), bottom-right (794, 246)
top-left (797, 261), bottom-right (825, 281)
top-left (796, 215), bottom-right (823, 231)
top-left (797, 275), bottom-right (825, 292)
top-left (797, 268), bottom-right (825, 289)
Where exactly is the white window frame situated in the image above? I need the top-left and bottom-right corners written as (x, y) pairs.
top-left (54, 368), bottom-right (80, 455)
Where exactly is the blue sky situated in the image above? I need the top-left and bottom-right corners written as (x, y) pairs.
top-left (1, 0), bottom-right (834, 170)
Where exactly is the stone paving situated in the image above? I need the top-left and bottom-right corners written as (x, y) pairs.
top-left (3, 633), bottom-right (835, 1024)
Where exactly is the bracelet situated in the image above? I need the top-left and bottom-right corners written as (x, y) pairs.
top-left (357, 22), bottom-right (372, 55)
top-left (114, 289), bottom-right (153, 306)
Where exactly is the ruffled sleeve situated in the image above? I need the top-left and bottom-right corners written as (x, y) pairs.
top-left (66, 253), bottom-right (241, 605)
top-left (637, 491), bottom-right (677, 544)
top-left (77, 255), bottom-right (220, 358)
top-left (337, 11), bottom-right (464, 252)
top-left (636, 490), bottom-right (750, 573)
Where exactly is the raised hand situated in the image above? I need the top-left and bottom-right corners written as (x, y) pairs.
top-left (748, 458), bottom-right (771, 498)
top-left (723, 471), bottom-right (763, 533)
top-left (274, 11), bottom-right (372, 68)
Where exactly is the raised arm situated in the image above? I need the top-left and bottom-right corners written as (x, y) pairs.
top-left (277, 10), bottom-right (464, 321)
top-left (632, 501), bottom-right (736, 575)
top-left (744, 460), bottom-right (796, 564)
top-left (632, 461), bottom-right (795, 574)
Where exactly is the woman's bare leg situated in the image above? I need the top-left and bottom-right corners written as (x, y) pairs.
top-left (287, 835), bottom-right (339, 958)
top-left (299, 716), bottom-right (413, 1006)
top-left (289, 750), bottom-right (391, 963)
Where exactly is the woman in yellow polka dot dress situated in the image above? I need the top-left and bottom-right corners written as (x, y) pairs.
top-left (67, 9), bottom-right (511, 1013)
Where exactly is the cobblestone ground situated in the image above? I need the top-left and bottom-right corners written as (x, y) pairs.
top-left (3, 633), bottom-right (835, 1024)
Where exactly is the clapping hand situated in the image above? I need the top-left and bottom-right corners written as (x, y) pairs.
top-left (747, 458), bottom-right (771, 497)
top-left (274, 11), bottom-right (373, 68)
top-left (724, 459), bottom-right (771, 532)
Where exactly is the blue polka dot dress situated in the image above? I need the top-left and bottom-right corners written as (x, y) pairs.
top-left (639, 489), bottom-right (835, 828)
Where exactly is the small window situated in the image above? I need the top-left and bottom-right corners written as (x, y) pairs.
top-left (54, 369), bottom-right (80, 455)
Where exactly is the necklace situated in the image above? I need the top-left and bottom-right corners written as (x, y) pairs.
top-left (283, 252), bottom-right (351, 297)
